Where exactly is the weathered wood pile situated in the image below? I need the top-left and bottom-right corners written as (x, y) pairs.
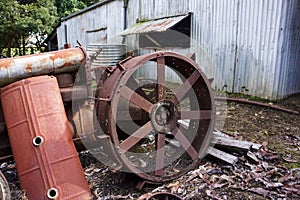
top-left (207, 130), bottom-right (262, 165)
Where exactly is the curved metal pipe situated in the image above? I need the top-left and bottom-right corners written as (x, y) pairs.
top-left (0, 48), bottom-right (85, 87)
top-left (215, 96), bottom-right (299, 115)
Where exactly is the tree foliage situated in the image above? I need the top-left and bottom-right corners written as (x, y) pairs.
top-left (0, 0), bottom-right (101, 57)
top-left (55, 0), bottom-right (100, 18)
top-left (0, 0), bottom-right (57, 57)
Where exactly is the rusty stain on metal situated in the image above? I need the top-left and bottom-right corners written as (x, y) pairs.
top-left (0, 59), bottom-right (12, 69)
top-left (0, 48), bottom-right (85, 87)
top-left (1, 76), bottom-right (91, 200)
top-left (25, 64), bottom-right (33, 72)
top-left (60, 86), bottom-right (89, 102)
top-left (56, 74), bottom-right (74, 88)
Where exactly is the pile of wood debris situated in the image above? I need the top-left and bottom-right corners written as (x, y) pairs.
top-left (137, 130), bottom-right (300, 199)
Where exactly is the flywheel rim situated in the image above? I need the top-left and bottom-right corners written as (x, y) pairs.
top-left (97, 51), bottom-right (215, 182)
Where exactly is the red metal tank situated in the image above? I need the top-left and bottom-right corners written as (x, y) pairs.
top-left (1, 76), bottom-right (91, 200)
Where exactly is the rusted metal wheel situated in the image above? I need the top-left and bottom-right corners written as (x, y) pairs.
top-left (97, 51), bottom-right (215, 182)
top-left (0, 171), bottom-right (10, 200)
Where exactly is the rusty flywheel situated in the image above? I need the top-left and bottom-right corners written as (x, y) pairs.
top-left (96, 51), bottom-right (215, 182)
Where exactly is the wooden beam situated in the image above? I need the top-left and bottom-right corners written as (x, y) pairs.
top-left (211, 136), bottom-right (252, 153)
top-left (207, 147), bottom-right (238, 165)
top-left (212, 130), bottom-right (262, 152)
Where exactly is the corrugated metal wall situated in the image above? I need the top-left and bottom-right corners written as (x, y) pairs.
top-left (126, 0), bottom-right (191, 50)
top-left (190, 0), bottom-right (237, 93)
top-left (190, 0), bottom-right (300, 99)
top-left (57, 0), bottom-right (124, 49)
top-left (274, 0), bottom-right (300, 99)
top-left (56, 0), bottom-right (299, 99)
top-left (127, 0), bottom-right (190, 24)
top-left (235, 0), bottom-right (283, 99)
top-left (125, 0), bottom-right (193, 83)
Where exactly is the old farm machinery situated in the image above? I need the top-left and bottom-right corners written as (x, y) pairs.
top-left (0, 46), bottom-right (215, 199)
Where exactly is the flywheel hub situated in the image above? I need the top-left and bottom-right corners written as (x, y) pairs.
top-left (150, 100), bottom-right (178, 134)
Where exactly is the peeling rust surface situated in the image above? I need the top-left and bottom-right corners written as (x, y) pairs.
top-left (0, 59), bottom-right (14, 69)
top-left (25, 64), bottom-right (33, 73)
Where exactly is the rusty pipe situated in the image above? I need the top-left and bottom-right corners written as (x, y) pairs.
top-left (0, 48), bottom-right (86, 87)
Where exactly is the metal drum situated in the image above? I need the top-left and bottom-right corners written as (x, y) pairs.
top-left (1, 76), bottom-right (91, 200)
top-left (87, 44), bottom-right (126, 68)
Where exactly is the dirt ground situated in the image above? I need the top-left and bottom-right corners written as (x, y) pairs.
top-left (219, 94), bottom-right (300, 170)
top-left (1, 94), bottom-right (299, 199)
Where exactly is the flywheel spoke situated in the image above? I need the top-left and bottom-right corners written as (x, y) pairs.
top-left (127, 76), bottom-right (148, 98)
top-left (157, 56), bottom-right (166, 101)
top-left (155, 132), bottom-right (165, 176)
top-left (119, 121), bottom-right (153, 152)
top-left (172, 127), bottom-right (199, 160)
top-left (120, 85), bottom-right (153, 113)
top-left (180, 110), bottom-right (212, 120)
top-left (172, 70), bottom-right (200, 103)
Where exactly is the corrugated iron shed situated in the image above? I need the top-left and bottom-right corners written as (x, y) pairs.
top-left (55, 0), bottom-right (300, 100)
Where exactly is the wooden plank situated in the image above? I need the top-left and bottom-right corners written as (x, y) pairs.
top-left (211, 136), bottom-right (252, 153)
top-left (213, 129), bottom-right (231, 138)
top-left (212, 130), bottom-right (262, 152)
top-left (207, 147), bottom-right (238, 165)
top-left (249, 143), bottom-right (262, 152)
top-left (246, 151), bottom-right (260, 164)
